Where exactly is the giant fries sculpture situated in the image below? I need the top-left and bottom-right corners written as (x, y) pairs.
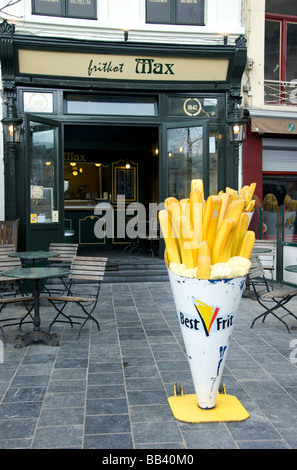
top-left (159, 180), bottom-right (256, 280)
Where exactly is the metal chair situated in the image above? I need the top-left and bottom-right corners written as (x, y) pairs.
top-left (250, 255), bottom-right (297, 333)
top-left (0, 255), bottom-right (34, 339)
top-left (44, 256), bottom-right (107, 338)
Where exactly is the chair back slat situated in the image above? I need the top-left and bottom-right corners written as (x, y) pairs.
top-left (49, 242), bottom-right (78, 262)
top-left (69, 256), bottom-right (107, 281)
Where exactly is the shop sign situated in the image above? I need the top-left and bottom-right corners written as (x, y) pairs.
top-left (18, 49), bottom-right (229, 82)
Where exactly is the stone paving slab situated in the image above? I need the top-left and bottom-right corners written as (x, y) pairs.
top-left (0, 281), bottom-right (297, 449)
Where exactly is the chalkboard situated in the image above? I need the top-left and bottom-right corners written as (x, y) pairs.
top-left (114, 166), bottom-right (137, 202)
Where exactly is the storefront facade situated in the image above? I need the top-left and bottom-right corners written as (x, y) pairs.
top-left (0, 20), bottom-right (247, 252)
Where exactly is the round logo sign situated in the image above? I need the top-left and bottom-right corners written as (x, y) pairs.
top-left (183, 98), bottom-right (202, 117)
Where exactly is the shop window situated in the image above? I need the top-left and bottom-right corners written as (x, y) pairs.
top-left (263, 174), bottom-right (297, 240)
top-left (32, 0), bottom-right (97, 20)
top-left (65, 94), bottom-right (158, 116)
top-left (146, 0), bottom-right (204, 26)
top-left (167, 96), bottom-right (219, 118)
top-left (264, 0), bottom-right (297, 104)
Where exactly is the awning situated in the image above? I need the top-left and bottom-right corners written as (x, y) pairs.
top-left (246, 108), bottom-right (297, 135)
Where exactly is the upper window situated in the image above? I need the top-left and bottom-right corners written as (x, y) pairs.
top-left (32, 0), bottom-right (97, 20)
top-left (146, 0), bottom-right (204, 26)
top-left (265, 1), bottom-right (297, 104)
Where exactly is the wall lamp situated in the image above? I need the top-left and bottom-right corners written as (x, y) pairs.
top-left (228, 104), bottom-right (246, 146)
top-left (2, 97), bottom-right (22, 144)
top-left (228, 118), bottom-right (245, 146)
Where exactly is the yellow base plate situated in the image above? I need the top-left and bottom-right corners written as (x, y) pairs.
top-left (168, 393), bottom-right (250, 423)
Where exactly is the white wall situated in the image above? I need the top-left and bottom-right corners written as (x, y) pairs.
top-left (5, 0), bottom-right (244, 45)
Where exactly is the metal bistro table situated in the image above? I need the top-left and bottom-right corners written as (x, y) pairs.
top-left (8, 250), bottom-right (60, 266)
top-left (2, 267), bottom-right (70, 348)
top-left (285, 265), bottom-right (297, 273)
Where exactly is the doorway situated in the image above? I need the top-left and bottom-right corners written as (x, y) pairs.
top-left (63, 125), bottom-right (159, 251)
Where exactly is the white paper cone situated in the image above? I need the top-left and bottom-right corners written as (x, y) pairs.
top-left (247, 211), bottom-right (254, 228)
top-left (168, 269), bottom-right (246, 409)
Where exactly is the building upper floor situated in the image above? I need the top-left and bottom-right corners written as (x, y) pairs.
top-left (242, 0), bottom-right (297, 114)
top-left (1, 0), bottom-right (244, 45)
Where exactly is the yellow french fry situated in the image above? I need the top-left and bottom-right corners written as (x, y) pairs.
top-left (245, 200), bottom-right (255, 213)
top-left (212, 218), bottom-right (235, 265)
top-left (190, 188), bottom-right (203, 246)
top-left (249, 182), bottom-right (257, 198)
top-left (239, 231), bottom-right (255, 259)
top-left (202, 196), bottom-right (222, 253)
top-left (166, 199), bottom-right (182, 239)
top-left (178, 215), bottom-right (198, 269)
top-left (244, 192), bottom-right (252, 208)
top-left (231, 212), bottom-right (249, 257)
top-left (217, 192), bottom-right (232, 230)
top-left (228, 199), bottom-right (245, 225)
top-left (164, 197), bottom-right (179, 209)
top-left (191, 179), bottom-right (204, 200)
top-left (197, 241), bottom-right (211, 280)
top-left (158, 210), bottom-right (181, 264)
top-left (180, 198), bottom-right (191, 220)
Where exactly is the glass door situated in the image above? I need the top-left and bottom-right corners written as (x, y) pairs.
top-left (25, 115), bottom-right (64, 250)
top-left (162, 121), bottom-right (209, 201)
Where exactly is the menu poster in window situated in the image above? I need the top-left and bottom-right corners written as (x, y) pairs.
top-left (66, 0), bottom-right (97, 19)
top-left (114, 167), bottom-right (137, 202)
top-left (32, 0), bottom-right (63, 16)
top-left (176, 0), bottom-right (204, 26)
top-left (146, 0), bottom-right (171, 24)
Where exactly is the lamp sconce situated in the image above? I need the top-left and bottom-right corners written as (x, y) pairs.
top-left (124, 30), bottom-right (129, 41)
top-left (228, 103), bottom-right (246, 146)
top-left (1, 97), bottom-right (23, 145)
top-left (223, 35), bottom-right (228, 45)
top-left (228, 119), bottom-right (245, 146)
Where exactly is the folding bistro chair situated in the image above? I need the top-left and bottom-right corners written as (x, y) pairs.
top-left (45, 256), bottom-right (107, 338)
top-left (249, 255), bottom-right (297, 332)
top-left (45, 243), bottom-right (79, 294)
top-left (0, 255), bottom-right (34, 339)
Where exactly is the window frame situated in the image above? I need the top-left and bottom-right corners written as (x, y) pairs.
top-left (31, 0), bottom-right (98, 20)
top-left (265, 12), bottom-right (297, 82)
top-left (146, 0), bottom-right (205, 27)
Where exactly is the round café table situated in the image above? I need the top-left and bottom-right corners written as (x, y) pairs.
top-left (252, 248), bottom-right (272, 254)
top-left (2, 267), bottom-right (70, 348)
top-left (8, 251), bottom-right (60, 266)
top-left (285, 265), bottom-right (297, 273)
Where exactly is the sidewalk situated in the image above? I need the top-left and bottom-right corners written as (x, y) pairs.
top-left (1, 280), bottom-right (297, 449)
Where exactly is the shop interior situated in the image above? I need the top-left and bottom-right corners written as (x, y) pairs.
top-left (63, 125), bottom-right (159, 248)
